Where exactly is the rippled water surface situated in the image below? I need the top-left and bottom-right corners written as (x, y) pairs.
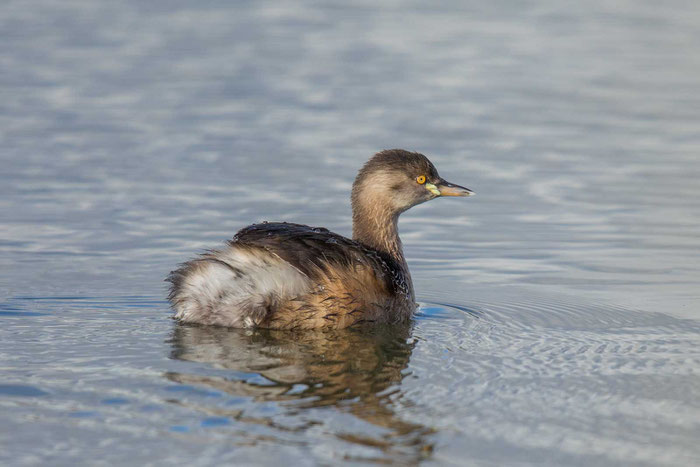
top-left (2, 1), bottom-right (700, 465)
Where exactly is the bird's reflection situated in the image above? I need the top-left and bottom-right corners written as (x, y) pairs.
top-left (166, 322), bottom-right (434, 462)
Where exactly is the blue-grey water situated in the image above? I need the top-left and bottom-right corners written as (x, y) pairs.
top-left (2, 1), bottom-right (700, 465)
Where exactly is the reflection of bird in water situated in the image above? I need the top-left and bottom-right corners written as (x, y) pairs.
top-left (166, 323), bottom-right (435, 462)
top-left (168, 149), bottom-right (473, 329)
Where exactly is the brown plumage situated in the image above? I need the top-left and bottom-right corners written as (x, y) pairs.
top-left (167, 149), bottom-right (473, 329)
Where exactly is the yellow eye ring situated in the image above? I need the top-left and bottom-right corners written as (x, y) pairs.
top-left (416, 175), bottom-right (426, 185)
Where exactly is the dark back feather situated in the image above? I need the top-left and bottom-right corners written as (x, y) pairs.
top-left (230, 222), bottom-right (403, 295)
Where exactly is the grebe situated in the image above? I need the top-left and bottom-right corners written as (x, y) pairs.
top-left (167, 149), bottom-right (473, 329)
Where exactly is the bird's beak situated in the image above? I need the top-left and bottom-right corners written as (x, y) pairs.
top-left (428, 179), bottom-right (475, 197)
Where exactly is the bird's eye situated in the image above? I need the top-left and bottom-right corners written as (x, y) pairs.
top-left (416, 175), bottom-right (426, 185)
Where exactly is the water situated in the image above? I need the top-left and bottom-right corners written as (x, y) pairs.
top-left (2, 0), bottom-right (700, 465)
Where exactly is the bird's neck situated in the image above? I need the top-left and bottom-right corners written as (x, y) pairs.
top-left (352, 205), bottom-right (415, 301)
top-left (352, 203), bottom-right (406, 265)
top-left (351, 186), bottom-right (415, 302)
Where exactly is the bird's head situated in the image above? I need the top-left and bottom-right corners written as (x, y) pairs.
top-left (351, 149), bottom-right (474, 216)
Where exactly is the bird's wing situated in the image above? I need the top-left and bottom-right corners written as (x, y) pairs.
top-left (168, 223), bottom-right (397, 328)
top-left (230, 222), bottom-right (397, 292)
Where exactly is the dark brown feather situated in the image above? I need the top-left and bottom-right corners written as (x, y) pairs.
top-left (230, 222), bottom-right (405, 295)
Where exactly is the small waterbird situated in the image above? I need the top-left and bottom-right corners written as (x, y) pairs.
top-left (167, 149), bottom-right (473, 329)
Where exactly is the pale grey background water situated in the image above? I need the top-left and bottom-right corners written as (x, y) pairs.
top-left (2, 1), bottom-right (700, 465)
